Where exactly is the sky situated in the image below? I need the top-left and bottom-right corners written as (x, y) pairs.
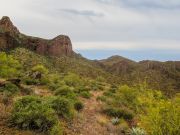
top-left (0, 0), bottom-right (180, 61)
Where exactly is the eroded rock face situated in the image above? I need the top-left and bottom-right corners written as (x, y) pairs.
top-left (49, 35), bottom-right (73, 56)
top-left (0, 16), bottom-right (74, 57)
top-left (0, 33), bottom-right (19, 51)
top-left (0, 16), bottom-right (20, 35)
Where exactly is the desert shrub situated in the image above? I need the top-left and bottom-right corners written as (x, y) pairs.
top-left (0, 52), bottom-right (21, 78)
top-left (111, 117), bottom-right (120, 125)
top-left (118, 120), bottom-right (130, 134)
top-left (40, 76), bottom-right (50, 85)
top-left (2, 93), bottom-right (10, 105)
top-left (24, 78), bottom-right (39, 85)
top-left (64, 73), bottom-right (82, 87)
top-left (49, 123), bottom-right (63, 135)
top-left (90, 80), bottom-right (105, 91)
top-left (49, 96), bottom-right (74, 119)
top-left (54, 85), bottom-right (76, 100)
top-left (130, 127), bottom-right (146, 135)
top-left (80, 91), bottom-right (92, 99)
top-left (32, 64), bottom-right (48, 75)
top-left (74, 85), bottom-right (89, 94)
top-left (115, 85), bottom-right (138, 108)
top-left (109, 85), bottom-right (118, 93)
top-left (10, 96), bottom-right (61, 134)
top-left (21, 87), bottom-right (33, 95)
top-left (0, 83), bottom-right (19, 95)
top-left (96, 96), bottom-right (107, 102)
top-left (140, 97), bottom-right (180, 135)
top-left (48, 82), bottom-right (61, 91)
top-left (103, 91), bottom-right (114, 97)
top-left (103, 107), bottom-right (134, 120)
top-left (48, 75), bottom-right (65, 91)
top-left (74, 101), bottom-right (84, 111)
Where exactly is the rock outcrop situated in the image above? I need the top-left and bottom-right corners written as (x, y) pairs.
top-left (0, 16), bottom-right (20, 35)
top-left (0, 16), bottom-right (74, 57)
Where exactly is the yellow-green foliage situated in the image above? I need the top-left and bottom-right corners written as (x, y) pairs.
top-left (10, 96), bottom-right (62, 134)
top-left (32, 64), bottom-right (49, 75)
top-left (0, 52), bottom-right (21, 78)
top-left (0, 82), bottom-right (19, 96)
top-left (48, 96), bottom-right (74, 119)
top-left (101, 84), bottom-right (180, 135)
top-left (139, 94), bottom-right (180, 135)
top-left (64, 73), bottom-right (82, 87)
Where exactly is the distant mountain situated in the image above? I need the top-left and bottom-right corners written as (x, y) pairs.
top-left (0, 16), bottom-right (179, 95)
top-left (96, 56), bottom-right (180, 95)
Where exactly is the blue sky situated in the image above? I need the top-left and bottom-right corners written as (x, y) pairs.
top-left (0, 0), bottom-right (180, 61)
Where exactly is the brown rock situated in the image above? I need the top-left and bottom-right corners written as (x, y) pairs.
top-left (49, 35), bottom-right (73, 56)
top-left (0, 16), bottom-right (74, 57)
top-left (0, 16), bottom-right (20, 35)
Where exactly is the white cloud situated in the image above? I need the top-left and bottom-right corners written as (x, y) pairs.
top-left (0, 0), bottom-right (180, 55)
top-left (74, 40), bottom-right (180, 51)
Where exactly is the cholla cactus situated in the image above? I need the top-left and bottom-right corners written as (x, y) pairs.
top-left (130, 127), bottom-right (146, 135)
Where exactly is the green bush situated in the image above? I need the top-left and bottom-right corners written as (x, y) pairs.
top-left (24, 78), bottom-right (39, 85)
top-left (49, 96), bottom-right (73, 119)
top-left (0, 52), bottom-right (21, 78)
top-left (54, 85), bottom-right (76, 100)
top-left (140, 97), bottom-right (180, 135)
top-left (64, 73), bottom-right (82, 87)
top-left (80, 91), bottom-right (92, 99)
top-left (103, 91), bottom-right (114, 97)
top-left (32, 64), bottom-right (48, 75)
top-left (0, 83), bottom-right (19, 95)
top-left (48, 81), bottom-right (65, 91)
top-left (21, 87), bottom-right (32, 95)
top-left (103, 107), bottom-right (134, 120)
top-left (96, 96), bottom-right (107, 102)
top-left (74, 101), bottom-right (84, 111)
top-left (49, 123), bottom-right (63, 135)
top-left (109, 85), bottom-right (118, 93)
top-left (40, 77), bottom-right (50, 85)
top-left (10, 96), bottom-right (61, 134)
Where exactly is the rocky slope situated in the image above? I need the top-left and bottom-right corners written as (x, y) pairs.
top-left (0, 16), bottom-right (74, 57)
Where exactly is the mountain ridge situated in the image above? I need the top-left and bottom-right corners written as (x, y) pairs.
top-left (0, 16), bottom-right (180, 95)
top-left (0, 16), bottom-right (74, 57)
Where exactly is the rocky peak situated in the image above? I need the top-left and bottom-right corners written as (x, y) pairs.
top-left (49, 35), bottom-right (73, 56)
top-left (0, 16), bottom-right (74, 57)
top-left (0, 16), bottom-right (20, 34)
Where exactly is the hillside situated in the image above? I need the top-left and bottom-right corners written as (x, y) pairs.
top-left (0, 16), bottom-right (180, 95)
top-left (97, 56), bottom-right (180, 95)
top-left (0, 16), bottom-right (180, 135)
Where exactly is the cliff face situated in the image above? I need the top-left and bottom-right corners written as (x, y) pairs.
top-left (0, 16), bottom-right (74, 57)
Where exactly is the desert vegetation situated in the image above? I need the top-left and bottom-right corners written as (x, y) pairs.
top-left (0, 50), bottom-right (179, 135)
